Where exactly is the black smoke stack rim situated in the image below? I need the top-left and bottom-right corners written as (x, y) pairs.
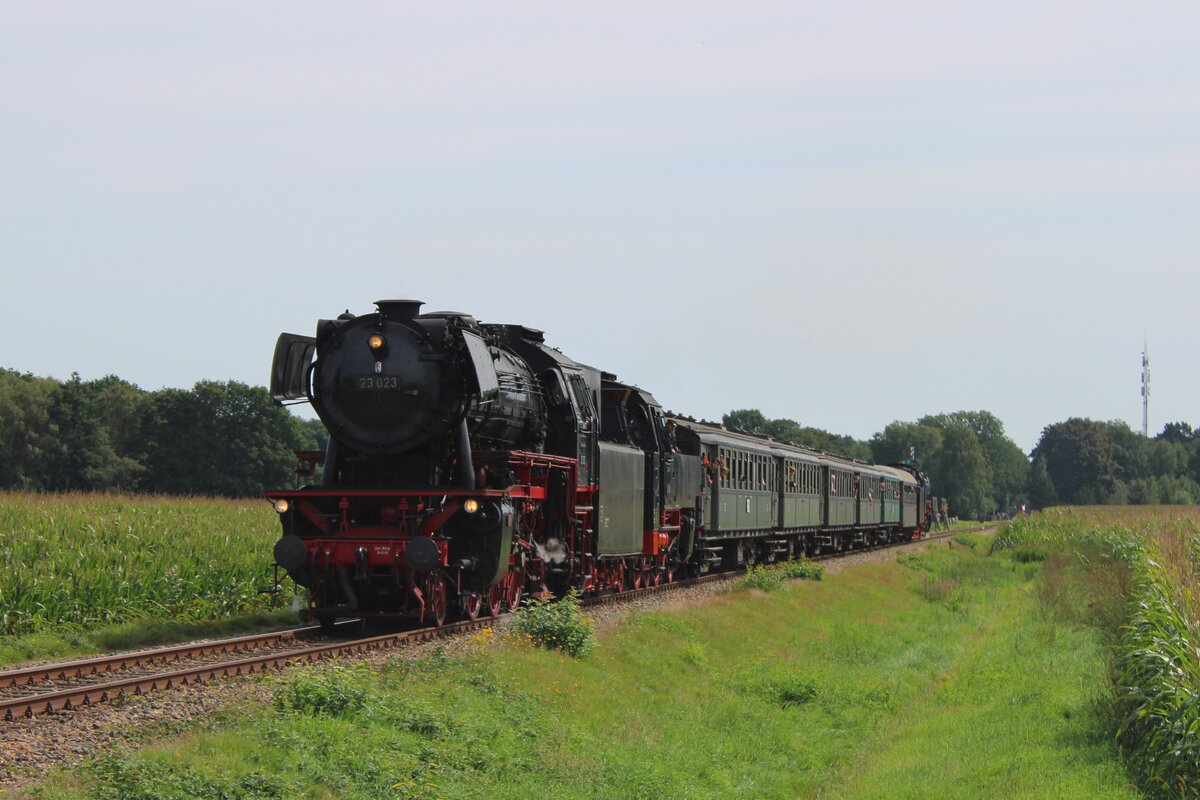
top-left (376, 299), bottom-right (424, 319)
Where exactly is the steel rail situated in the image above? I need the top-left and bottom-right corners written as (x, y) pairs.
top-left (0, 617), bottom-right (487, 720)
top-left (0, 626), bottom-right (328, 690)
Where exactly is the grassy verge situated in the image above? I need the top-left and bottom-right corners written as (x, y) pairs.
top-left (18, 542), bottom-right (1136, 800)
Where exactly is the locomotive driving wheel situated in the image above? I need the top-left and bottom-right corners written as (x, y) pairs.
top-left (486, 584), bottom-right (504, 617)
top-left (505, 567), bottom-right (525, 610)
top-left (425, 573), bottom-right (448, 627)
top-left (462, 592), bottom-right (483, 622)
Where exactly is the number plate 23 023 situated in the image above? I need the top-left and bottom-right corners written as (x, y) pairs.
top-left (356, 375), bottom-right (406, 391)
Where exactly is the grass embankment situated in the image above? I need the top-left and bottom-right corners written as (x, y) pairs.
top-left (996, 507), bottom-right (1200, 798)
top-left (22, 533), bottom-right (1136, 800)
top-left (0, 492), bottom-right (295, 665)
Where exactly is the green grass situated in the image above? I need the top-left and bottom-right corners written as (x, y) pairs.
top-left (19, 542), bottom-right (1137, 800)
top-left (0, 492), bottom-right (290, 640)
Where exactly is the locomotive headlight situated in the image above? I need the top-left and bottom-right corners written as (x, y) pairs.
top-left (367, 334), bottom-right (386, 351)
top-left (273, 499), bottom-right (290, 514)
top-left (463, 498), bottom-right (480, 514)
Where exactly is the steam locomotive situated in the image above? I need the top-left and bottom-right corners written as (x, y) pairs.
top-left (266, 300), bottom-right (926, 627)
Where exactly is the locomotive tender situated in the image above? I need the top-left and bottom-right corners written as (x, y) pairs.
top-left (266, 300), bottom-right (927, 627)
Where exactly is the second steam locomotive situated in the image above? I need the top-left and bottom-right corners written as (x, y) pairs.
top-left (266, 299), bottom-right (926, 626)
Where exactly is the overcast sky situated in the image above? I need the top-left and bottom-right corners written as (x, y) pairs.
top-left (3, 2), bottom-right (1197, 453)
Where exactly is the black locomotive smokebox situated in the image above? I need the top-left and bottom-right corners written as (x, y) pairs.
top-left (274, 535), bottom-right (308, 571)
top-left (405, 537), bottom-right (439, 572)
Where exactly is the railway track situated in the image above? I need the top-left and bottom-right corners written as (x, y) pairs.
top-left (0, 528), bottom-right (975, 721)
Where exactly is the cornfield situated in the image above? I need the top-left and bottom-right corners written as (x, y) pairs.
top-left (0, 492), bottom-right (286, 635)
top-left (994, 506), bottom-right (1200, 798)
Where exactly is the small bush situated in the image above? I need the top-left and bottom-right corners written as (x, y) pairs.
top-left (510, 590), bottom-right (595, 658)
top-left (736, 558), bottom-right (824, 592)
top-left (736, 564), bottom-right (782, 592)
top-left (274, 662), bottom-right (372, 716)
top-left (779, 558), bottom-right (824, 581)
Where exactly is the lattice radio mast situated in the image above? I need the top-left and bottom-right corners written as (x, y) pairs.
top-left (1141, 341), bottom-right (1150, 437)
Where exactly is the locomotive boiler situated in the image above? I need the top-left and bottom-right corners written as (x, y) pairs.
top-left (265, 299), bottom-right (926, 627)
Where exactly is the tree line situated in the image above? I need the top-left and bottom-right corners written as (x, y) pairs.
top-left (0, 369), bottom-right (325, 497)
top-left (4, 366), bottom-right (1195, 514)
top-left (1030, 418), bottom-right (1200, 507)
top-left (723, 408), bottom-right (1200, 520)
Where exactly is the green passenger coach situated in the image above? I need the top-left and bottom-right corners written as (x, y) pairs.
top-left (668, 418), bottom-right (926, 569)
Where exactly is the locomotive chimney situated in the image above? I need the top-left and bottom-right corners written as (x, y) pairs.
top-left (375, 299), bottom-right (423, 320)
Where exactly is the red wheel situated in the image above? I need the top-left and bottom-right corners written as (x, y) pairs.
top-left (425, 574), bottom-right (447, 627)
top-left (665, 565), bottom-right (675, 584)
top-left (630, 569), bottom-right (643, 590)
top-left (651, 568), bottom-right (662, 586)
top-left (462, 592), bottom-right (483, 621)
top-left (506, 568), bottom-right (525, 610)
top-left (486, 585), bottom-right (504, 617)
